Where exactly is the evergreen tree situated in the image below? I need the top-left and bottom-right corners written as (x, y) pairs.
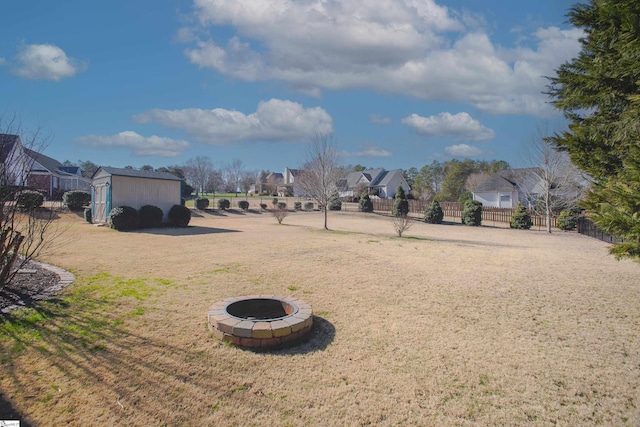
top-left (510, 202), bottom-right (533, 230)
top-left (392, 185), bottom-right (409, 216)
top-left (548, 0), bottom-right (640, 258)
top-left (424, 200), bottom-right (444, 224)
top-left (358, 190), bottom-right (373, 212)
top-left (462, 200), bottom-right (482, 226)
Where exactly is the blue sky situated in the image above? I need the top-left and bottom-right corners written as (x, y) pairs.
top-left (1, 0), bottom-right (580, 174)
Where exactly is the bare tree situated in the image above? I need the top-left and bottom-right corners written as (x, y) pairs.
top-left (1, 116), bottom-right (64, 289)
top-left (297, 132), bottom-right (345, 230)
top-left (465, 172), bottom-right (491, 192)
top-left (270, 204), bottom-right (289, 224)
top-left (519, 125), bottom-right (587, 233)
top-left (183, 156), bottom-right (214, 195)
top-left (391, 213), bottom-right (413, 237)
top-left (225, 159), bottom-right (244, 197)
top-left (241, 170), bottom-right (257, 198)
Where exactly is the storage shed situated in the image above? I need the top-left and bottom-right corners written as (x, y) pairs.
top-left (91, 167), bottom-right (182, 223)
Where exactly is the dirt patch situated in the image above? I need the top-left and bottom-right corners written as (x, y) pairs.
top-left (1, 209), bottom-right (639, 426)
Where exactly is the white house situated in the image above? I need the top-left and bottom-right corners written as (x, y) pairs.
top-left (91, 167), bottom-right (182, 223)
top-left (338, 168), bottom-right (410, 199)
top-left (1, 133), bottom-right (90, 198)
top-left (472, 168), bottom-right (543, 208)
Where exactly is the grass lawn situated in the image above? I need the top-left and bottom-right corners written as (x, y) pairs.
top-left (1, 209), bottom-right (639, 426)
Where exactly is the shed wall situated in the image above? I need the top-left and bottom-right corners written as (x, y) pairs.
top-left (111, 176), bottom-right (180, 221)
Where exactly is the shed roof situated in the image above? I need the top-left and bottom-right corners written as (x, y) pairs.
top-left (93, 166), bottom-right (182, 181)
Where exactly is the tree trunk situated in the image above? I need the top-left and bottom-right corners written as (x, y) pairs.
top-left (323, 205), bottom-right (328, 230)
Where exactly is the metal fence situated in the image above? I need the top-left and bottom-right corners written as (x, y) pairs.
top-left (576, 216), bottom-right (624, 244)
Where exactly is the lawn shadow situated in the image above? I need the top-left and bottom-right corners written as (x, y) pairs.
top-left (132, 226), bottom-right (241, 236)
top-left (0, 389), bottom-right (32, 426)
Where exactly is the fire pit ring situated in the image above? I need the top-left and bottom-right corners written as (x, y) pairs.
top-left (208, 295), bottom-right (313, 348)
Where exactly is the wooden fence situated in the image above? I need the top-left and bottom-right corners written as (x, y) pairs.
top-left (371, 199), bottom-right (557, 228)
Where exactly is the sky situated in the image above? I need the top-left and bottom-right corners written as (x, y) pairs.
top-left (1, 0), bottom-right (581, 174)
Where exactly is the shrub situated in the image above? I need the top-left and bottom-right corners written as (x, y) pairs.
top-left (424, 200), bottom-right (444, 224)
top-left (168, 204), bottom-right (191, 227)
top-left (217, 199), bottom-right (230, 210)
top-left (272, 198), bottom-right (279, 207)
top-left (304, 202), bottom-right (314, 211)
top-left (462, 200), bottom-right (483, 226)
top-left (329, 198), bottom-right (342, 211)
top-left (458, 191), bottom-right (473, 206)
top-left (238, 200), bottom-right (249, 211)
top-left (63, 190), bottom-right (91, 211)
top-left (139, 205), bottom-right (164, 228)
top-left (195, 197), bottom-right (210, 210)
top-left (15, 190), bottom-right (44, 210)
top-left (277, 202), bottom-right (287, 210)
top-left (294, 201), bottom-right (302, 210)
top-left (260, 203), bottom-right (268, 211)
top-left (557, 209), bottom-right (578, 231)
top-left (84, 207), bottom-right (92, 223)
top-left (392, 185), bottom-right (409, 216)
top-left (359, 192), bottom-right (373, 212)
top-left (271, 205), bottom-right (288, 224)
top-left (108, 206), bottom-right (140, 231)
top-left (510, 202), bottom-right (533, 230)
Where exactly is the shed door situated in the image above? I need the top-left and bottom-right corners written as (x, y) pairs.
top-left (93, 184), bottom-right (109, 223)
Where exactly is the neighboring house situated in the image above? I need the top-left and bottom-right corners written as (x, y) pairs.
top-left (281, 168), bottom-right (305, 197)
top-left (1, 134), bottom-right (29, 187)
top-left (472, 168), bottom-right (543, 208)
top-left (0, 133), bottom-right (90, 198)
top-left (337, 168), bottom-right (410, 199)
top-left (91, 167), bottom-right (182, 223)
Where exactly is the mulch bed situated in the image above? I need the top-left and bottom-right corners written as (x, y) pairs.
top-left (0, 261), bottom-right (60, 314)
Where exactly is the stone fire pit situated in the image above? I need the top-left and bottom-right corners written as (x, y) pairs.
top-left (208, 295), bottom-right (313, 348)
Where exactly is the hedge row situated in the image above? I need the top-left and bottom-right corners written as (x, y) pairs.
top-left (107, 204), bottom-right (191, 231)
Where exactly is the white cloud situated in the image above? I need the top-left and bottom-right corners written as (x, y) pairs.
top-left (341, 143), bottom-right (392, 158)
top-left (402, 112), bottom-right (495, 141)
top-left (370, 114), bottom-right (391, 125)
top-left (14, 43), bottom-right (85, 81)
top-left (75, 131), bottom-right (190, 157)
top-left (133, 99), bottom-right (333, 145)
top-left (0, 57), bottom-right (6, 65)
top-left (182, 1), bottom-right (582, 116)
top-left (444, 144), bottom-right (487, 157)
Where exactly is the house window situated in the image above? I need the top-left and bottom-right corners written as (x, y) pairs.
top-left (500, 194), bottom-right (511, 203)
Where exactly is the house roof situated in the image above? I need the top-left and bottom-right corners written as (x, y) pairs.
top-left (93, 166), bottom-right (182, 181)
top-left (373, 169), bottom-right (405, 187)
top-left (23, 147), bottom-right (63, 173)
top-left (0, 134), bottom-right (19, 162)
top-left (474, 168), bottom-right (541, 193)
top-left (59, 166), bottom-right (81, 175)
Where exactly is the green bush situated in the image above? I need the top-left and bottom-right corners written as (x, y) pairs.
top-left (238, 200), bottom-right (249, 211)
top-left (139, 205), bottom-right (164, 228)
top-left (108, 206), bottom-right (140, 231)
top-left (195, 197), bottom-right (210, 210)
top-left (217, 199), bottom-right (230, 210)
top-left (462, 200), bottom-right (483, 226)
top-left (424, 200), bottom-right (444, 224)
top-left (329, 199), bottom-right (342, 211)
top-left (557, 209), bottom-right (578, 231)
top-left (392, 185), bottom-right (409, 216)
top-left (304, 202), bottom-right (314, 211)
top-left (510, 202), bottom-right (533, 229)
top-left (458, 191), bottom-right (473, 206)
top-left (359, 192), bottom-right (373, 212)
top-left (84, 207), bottom-right (92, 223)
top-left (277, 202), bottom-right (287, 210)
top-left (63, 190), bottom-right (91, 211)
top-left (15, 190), bottom-right (44, 210)
top-left (294, 201), bottom-right (302, 210)
top-left (168, 204), bottom-right (191, 227)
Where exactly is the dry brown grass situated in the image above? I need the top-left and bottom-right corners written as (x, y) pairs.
top-left (1, 207), bottom-right (639, 426)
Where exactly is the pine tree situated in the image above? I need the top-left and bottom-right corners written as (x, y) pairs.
top-left (392, 185), bottom-right (409, 216)
top-left (510, 202), bottom-right (533, 230)
top-left (547, 0), bottom-right (640, 259)
top-left (358, 190), bottom-right (373, 212)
